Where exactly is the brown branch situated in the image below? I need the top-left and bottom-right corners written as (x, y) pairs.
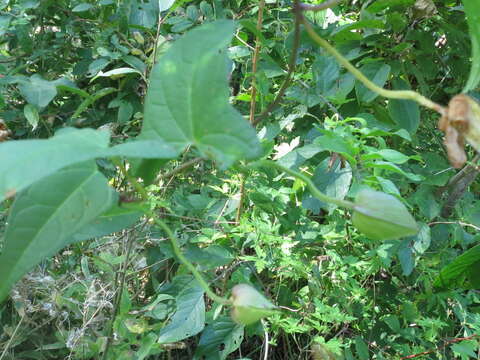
top-left (299, 0), bottom-right (343, 12)
top-left (400, 335), bottom-right (479, 359)
top-left (440, 156), bottom-right (480, 218)
top-left (252, 0), bottom-right (302, 126)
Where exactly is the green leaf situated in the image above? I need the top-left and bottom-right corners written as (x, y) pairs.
top-left (23, 104), bottom-right (39, 129)
top-left (18, 74), bottom-right (57, 108)
top-left (452, 340), bottom-right (478, 360)
top-left (302, 157), bottom-right (352, 214)
top-left (388, 78), bottom-right (420, 134)
top-left (364, 161), bottom-right (423, 181)
top-left (463, 0), bottom-right (480, 92)
top-left (67, 205), bottom-right (143, 244)
top-left (141, 20), bottom-right (261, 168)
top-left (352, 188), bottom-right (418, 240)
top-left (72, 3), bottom-right (93, 12)
top-left (313, 54), bottom-right (340, 97)
top-left (158, 279), bottom-right (205, 343)
top-left (193, 316), bottom-right (244, 360)
top-left (354, 336), bottom-right (370, 360)
top-left (434, 244), bottom-right (480, 289)
top-left (0, 128), bottom-right (179, 202)
top-left (355, 63), bottom-right (391, 103)
top-left (375, 149), bottom-right (410, 164)
top-left (398, 239), bottom-right (415, 276)
top-left (0, 161), bottom-right (116, 303)
top-left (185, 244), bottom-right (233, 270)
top-left (412, 223), bottom-right (431, 255)
top-left (91, 67), bottom-right (142, 82)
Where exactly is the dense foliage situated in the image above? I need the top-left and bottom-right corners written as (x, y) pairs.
top-left (0, 0), bottom-right (479, 359)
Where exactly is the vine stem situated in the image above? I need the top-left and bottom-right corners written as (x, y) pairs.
top-left (253, 160), bottom-right (355, 209)
top-left (301, 18), bottom-right (447, 116)
top-left (249, 0), bottom-right (265, 124)
top-left (252, 0), bottom-right (302, 126)
top-left (149, 216), bottom-right (231, 306)
top-left (114, 159), bottom-right (231, 306)
top-left (101, 232), bottom-right (136, 360)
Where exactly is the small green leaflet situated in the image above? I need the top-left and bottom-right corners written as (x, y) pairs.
top-left (0, 128), bottom-right (179, 202)
top-left (23, 104), bottom-right (39, 129)
top-left (462, 0), bottom-right (480, 92)
top-left (0, 161), bottom-right (116, 303)
top-left (140, 20), bottom-right (261, 168)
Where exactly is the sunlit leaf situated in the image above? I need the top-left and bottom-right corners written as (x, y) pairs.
top-left (140, 20), bottom-right (261, 168)
top-left (463, 0), bottom-right (480, 92)
top-left (0, 162), bottom-right (116, 303)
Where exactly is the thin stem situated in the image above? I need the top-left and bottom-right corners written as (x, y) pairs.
top-left (115, 159), bottom-right (231, 306)
top-left (155, 157), bottom-right (204, 182)
top-left (253, 0), bottom-right (302, 126)
top-left (253, 160), bottom-right (355, 209)
top-left (235, 174), bottom-right (246, 224)
top-left (249, 0), bottom-right (266, 124)
top-left (299, 0), bottom-right (343, 11)
top-left (150, 216), bottom-right (231, 306)
top-left (102, 233), bottom-right (136, 360)
top-left (113, 159), bottom-right (149, 200)
top-left (0, 314), bottom-right (25, 360)
top-left (301, 18), bottom-right (447, 116)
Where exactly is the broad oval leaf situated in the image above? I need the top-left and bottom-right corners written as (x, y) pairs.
top-left (388, 78), bottom-right (420, 134)
top-left (0, 128), bottom-right (179, 202)
top-left (352, 188), bottom-right (418, 240)
top-left (462, 0), bottom-right (480, 92)
top-left (0, 161), bottom-right (116, 303)
top-left (302, 157), bottom-right (352, 214)
top-left (193, 316), bottom-right (244, 360)
top-left (18, 74), bottom-right (57, 108)
top-left (355, 62), bottom-right (391, 103)
top-left (158, 279), bottom-right (205, 343)
top-left (141, 20), bottom-right (261, 168)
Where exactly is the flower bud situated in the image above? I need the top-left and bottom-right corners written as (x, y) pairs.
top-left (352, 189), bottom-right (418, 240)
top-left (230, 284), bottom-right (277, 326)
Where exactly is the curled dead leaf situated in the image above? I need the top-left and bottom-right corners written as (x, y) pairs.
top-left (439, 95), bottom-right (480, 168)
top-left (5, 188), bottom-right (16, 200)
top-left (0, 120), bottom-right (11, 142)
top-left (412, 0), bottom-right (437, 19)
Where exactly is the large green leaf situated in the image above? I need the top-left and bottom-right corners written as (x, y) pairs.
top-left (0, 161), bottom-right (116, 303)
top-left (355, 62), bottom-right (391, 103)
top-left (434, 244), bottom-right (480, 290)
top-left (463, 0), bottom-right (480, 92)
top-left (158, 279), bottom-right (205, 343)
top-left (388, 78), bottom-right (420, 134)
top-left (302, 157), bottom-right (352, 214)
top-left (193, 316), bottom-right (244, 360)
top-left (18, 74), bottom-right (57, 108)
top-left (0, 128), bottom-right (178, 202)
top-left (67, 205), bottom-right (143, 244)
top-left (140, 20), bottom-right (261, 168)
